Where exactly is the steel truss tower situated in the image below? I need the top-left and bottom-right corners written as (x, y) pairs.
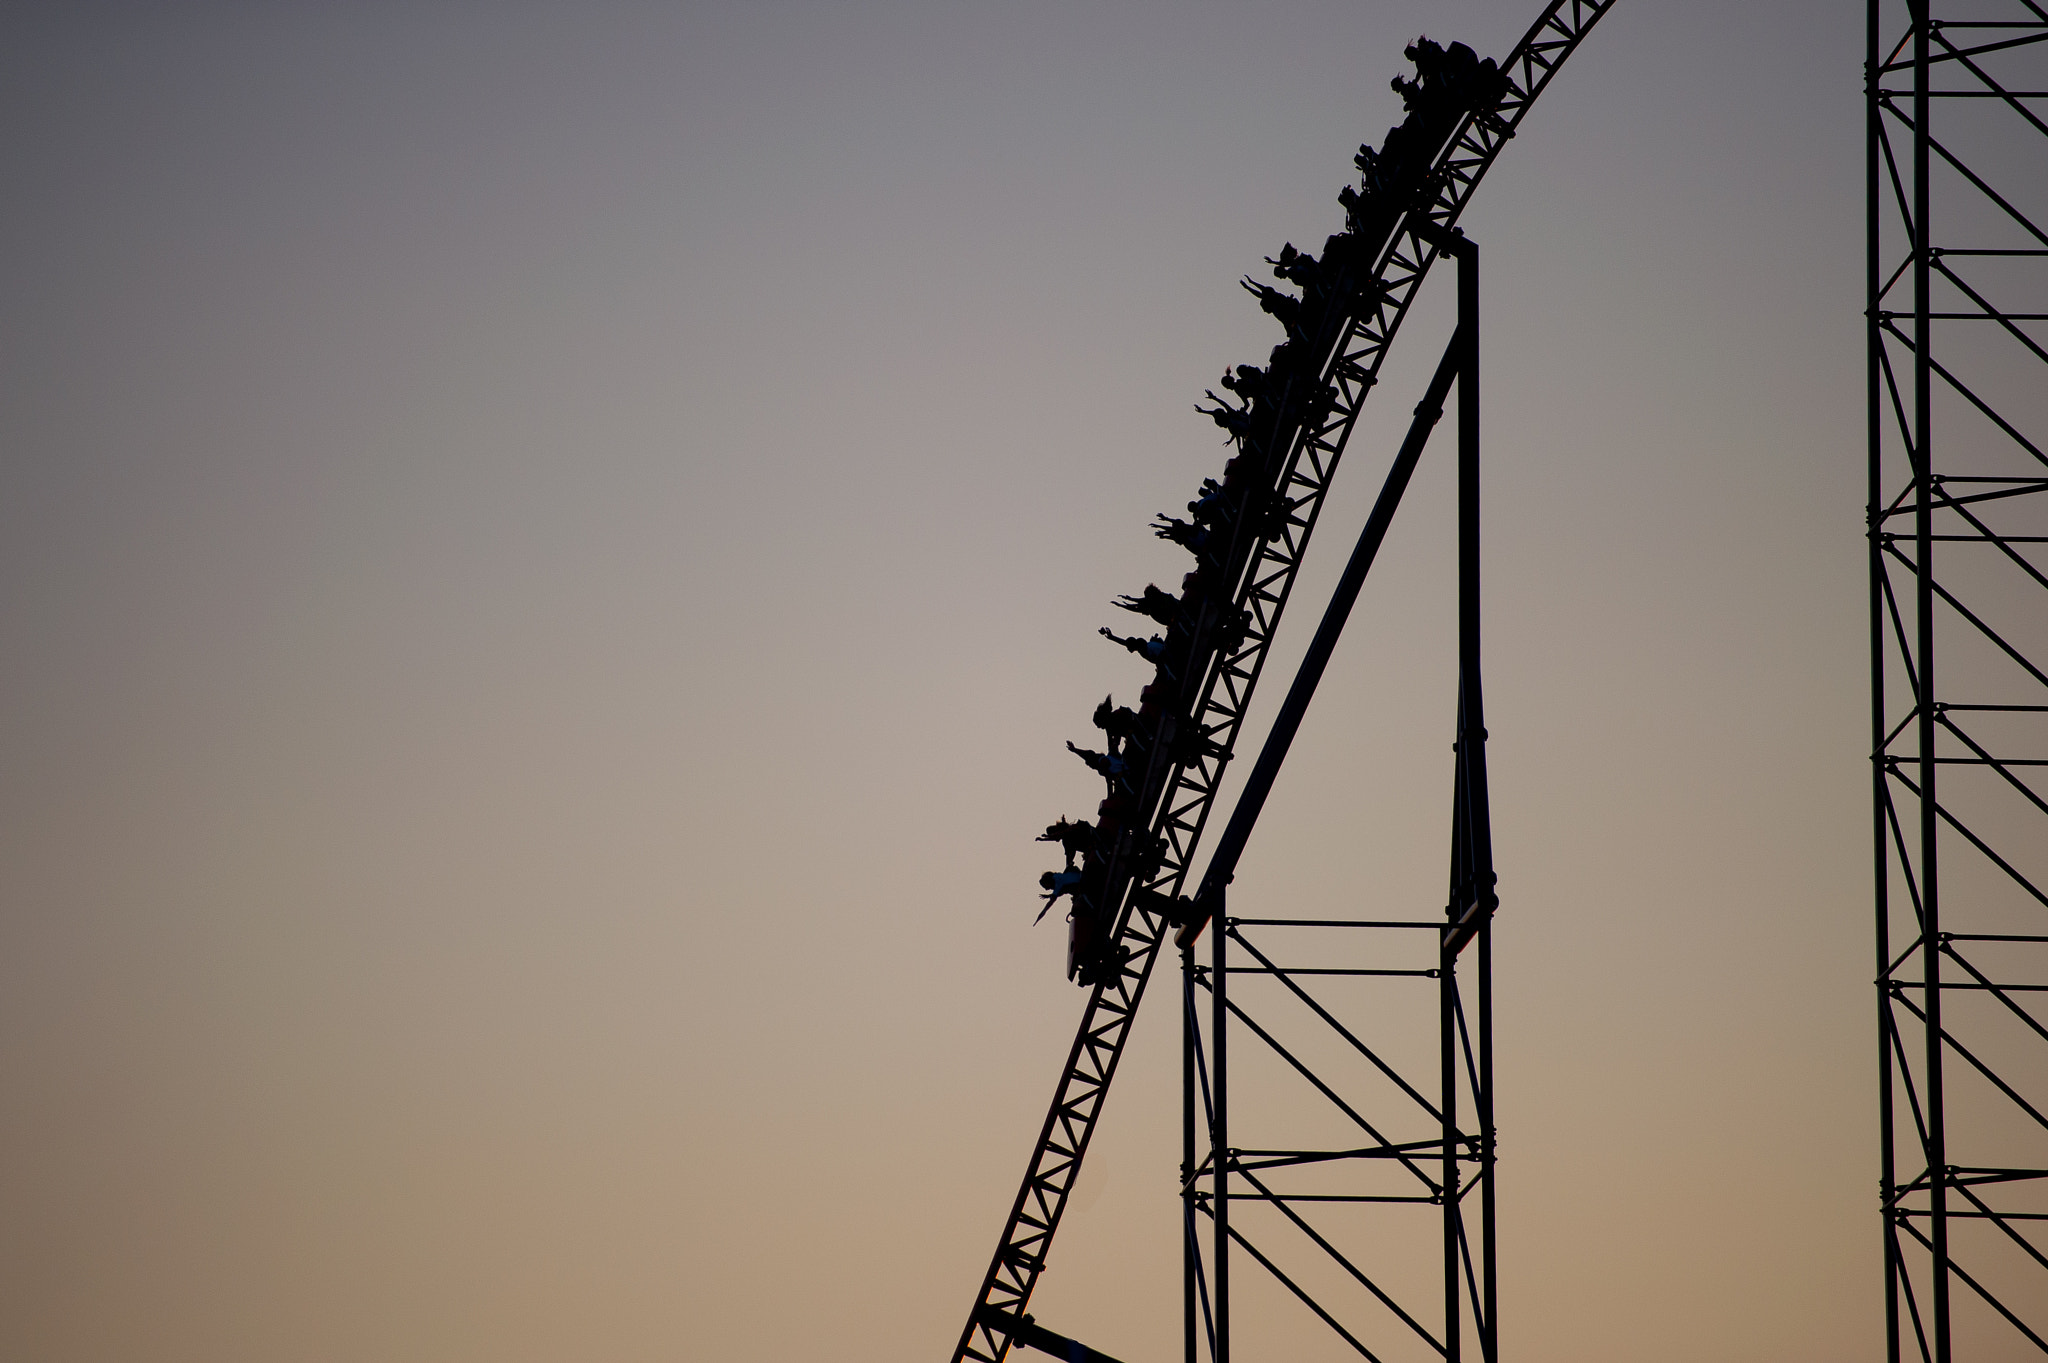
top-left (1181, 237), bottom-right (1496, 1363)
top-left (1868, 2), bottom-right (2048, 1357)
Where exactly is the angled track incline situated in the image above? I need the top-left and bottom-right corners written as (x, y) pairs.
top-left (953, 6), bottom-right (1616, 1359)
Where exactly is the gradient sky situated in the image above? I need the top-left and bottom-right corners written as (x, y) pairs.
top-left (0, 2), bottom-right (1940, 1359)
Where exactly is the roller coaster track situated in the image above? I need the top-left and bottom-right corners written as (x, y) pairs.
top-left (953, 5), bottom-right (1616, 1360)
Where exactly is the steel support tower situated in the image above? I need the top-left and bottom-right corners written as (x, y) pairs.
top-left (1868, 2), bottom-right (2048, 1357)
top-left (1181, 237), bottom-right (1496, 1363)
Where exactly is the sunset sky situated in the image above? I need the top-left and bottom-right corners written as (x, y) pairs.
top-left (0, 3), bottom-right (1912, 1359)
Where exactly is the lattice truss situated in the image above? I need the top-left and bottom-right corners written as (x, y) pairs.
top-left (954, 5), bottom-right (1616, 1362)
top-left (1180, 234), bottom-right (1499, 1363)
top-left (1869, 2), bottom-right (2048, 1357)
top-left (1184, 908), bottom-right (1496, 1363)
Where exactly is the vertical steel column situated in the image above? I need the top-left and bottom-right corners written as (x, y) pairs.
top-left (1444, 234), bottom-right (1484, 1363)
top-left (1866, 5), bottom-right (1902, 1360)
top-left (1478, 923), bottom-right (1496, 1363)
top-left (1415, 229), bottom-right (1493, 1363)
top-left (1182, 944), bottom-right (1198, 1363)
top-left (1455, 237), bottom-right (1496, 1363)
top-left (1455, 237), bottom-right (1486, 875)
top-left (1452, 232), bottom-right (1496, 1363)
top-left (1441, 933), bottom-right (1461, 1363)
top-left (1211, 889), bottom-right (1229, 1363)
top-left (1907, 5), bottom-right (1949, 1358)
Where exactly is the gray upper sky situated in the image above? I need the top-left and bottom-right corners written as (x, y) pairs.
top-left (0, 3), bottom-right (1935, 1360)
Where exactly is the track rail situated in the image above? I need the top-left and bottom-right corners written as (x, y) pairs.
top-left (952, 6), bottom-right (1615, 1360)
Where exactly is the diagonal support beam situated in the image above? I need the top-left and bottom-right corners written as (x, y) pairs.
top-left (1176, 326), bottom-right (1467, 949)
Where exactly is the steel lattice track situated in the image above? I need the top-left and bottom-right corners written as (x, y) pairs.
top-left (953, 6), bottom-right (1615, 1360)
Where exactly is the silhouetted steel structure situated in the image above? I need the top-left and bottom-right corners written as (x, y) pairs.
top-left (953, 5), bottom-right (1615, 1361)
top-left (1179, 232), bottom-right (1497, 1363)
top-left (1868, 1), bottom-right (2048, 1357)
